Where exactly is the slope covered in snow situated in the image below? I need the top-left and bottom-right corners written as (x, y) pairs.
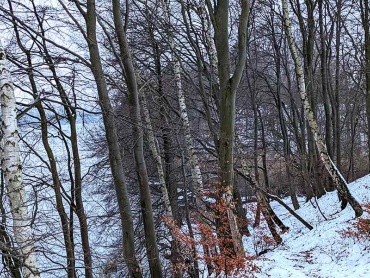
top-left (251, 174), bottom-right (370, 278)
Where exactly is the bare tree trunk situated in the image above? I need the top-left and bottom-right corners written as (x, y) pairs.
top-left (140, 90), bottom-right (184, 276)
top-left (141, 92), bottom-right (173, 223)
top-left (0, 45), bottom-right (40, 278)
top-left (180, 151), bottom-right (200, 278)
top-left (207, 0), bottom-right (250, 257)
top-left (112, 1), bottom-right (163, 277)
top-left (282, 40), bottom-right (314, 200)
top-left (37, 103), bottom-right (76, 278)
top-left (334, 0), bottom-right (342, 169)
top-left (293, 0), bottom-right (321, 197)
top-left (258, 110), bottom-right (271, 193)
top-left (238, 159), bottom-right (287, 245)
top-left (271, 14), bottom-right (299, 208)
top-left (83, 1), bottom-right (142, 276)
top-left (148, 27), bottom-right (181, 225)
top-left (282, 0), bottom-right (363, 217)
top-left (164, 1), bottom-right (217, 274)
top-left (8, 18), bottom-right (77, 274)
top-left (319, 0), bottom-right (333, 159)
top-left (161, 0), bottom-right (210, 227)
top-left (346, 106), bottom-right (359, 181)
top-left (0, 171), bottom-right (22, 277)
top-left (360, 0), bottom-right (370, 172)
top-left (35, 8), bottom-right (94, 272)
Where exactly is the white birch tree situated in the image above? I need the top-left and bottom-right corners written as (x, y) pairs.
top-left (281, 0), bottom-right (363, 217)
top-left (0, 45), bottom-right (40, 277)
top-left (160, 0), bottom-right (208, 219)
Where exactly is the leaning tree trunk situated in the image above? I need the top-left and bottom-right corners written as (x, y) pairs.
top-left (0, 46), bottom-right (40, 278)
top-left (282, 0), bottom-right (363, 217)
top-left (140, 91), bottom-right (173, 224)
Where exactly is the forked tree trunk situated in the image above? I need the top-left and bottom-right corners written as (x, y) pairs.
top-left (35, 10), bottom-right (94, 273)
top-left (207, 0), bottom-right (250, 258)
top-left (112, 0), bottom-right (163, 277)
top-left (282, 0), bottom-right (363, 217)
top-left (0, 46), bottom-right (40, 278)
top-left (83, 1), bottom-right (142, 276)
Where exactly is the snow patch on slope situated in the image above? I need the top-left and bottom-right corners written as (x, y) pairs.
top-left (254, 174), bottom-right (370, 278)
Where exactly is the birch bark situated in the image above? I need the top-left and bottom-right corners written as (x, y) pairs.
top-left (140, 90), bottom-right (186, 276)
top-left (160, 0), bottom-right (207, 219)
top-left (281, 0), bottom-right (363, 217)
top-left (140, 91), bottom-right (172, 218)
top-left (0, 46), bottom-right (40, 278)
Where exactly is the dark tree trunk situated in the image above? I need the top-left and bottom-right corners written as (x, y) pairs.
top-left (37, 17), bottom-right (93, 274)
top-left (319, 0), bottom-right (333, 159)
top-left (112, 0), bottom-right (163, 276)
top-left (360, 0), bottom-right (370, 172)
top-left (83, 1), bottom-right (142, 276)
top-left (208, 0), bottom-right (250, 257)
top-left (335, 0), bottom-right (342, 169)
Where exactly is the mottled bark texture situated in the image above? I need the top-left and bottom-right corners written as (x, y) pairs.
top-left (282, 0), bottom-right (363, 217)
top-left (0, 46), bottom-right (40, 278)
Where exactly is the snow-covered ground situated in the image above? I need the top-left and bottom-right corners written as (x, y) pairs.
top-left (251, 174), bottom-right (370, 278)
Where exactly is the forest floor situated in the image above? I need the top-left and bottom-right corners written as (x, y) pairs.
top-left (248, 174), bottom-right (370, 278)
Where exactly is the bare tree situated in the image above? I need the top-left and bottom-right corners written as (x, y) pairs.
top-left (281, 0), bottom-right (363, 217)
top-left (111, 0), bottom-right (163, 276)
top-left (205, 0), bottom-right (250, 257)
top-left (72, 0), bottom-right (143, 276)
top-left (0, 45), bottom-right (40, 278)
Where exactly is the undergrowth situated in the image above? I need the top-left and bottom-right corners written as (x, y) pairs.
top-left (340, 203), bottom-right (370, 245)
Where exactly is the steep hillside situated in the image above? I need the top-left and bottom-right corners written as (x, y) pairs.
top-left (252, 175), bottom-right (370, 278)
